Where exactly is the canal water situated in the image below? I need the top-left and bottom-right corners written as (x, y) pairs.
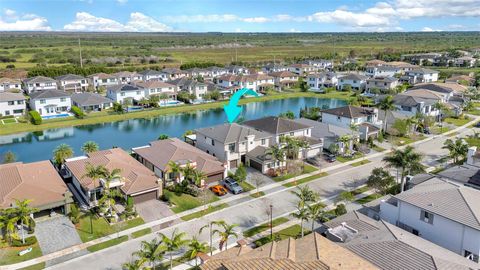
top-left (0, 97), bottom-right (346, 162)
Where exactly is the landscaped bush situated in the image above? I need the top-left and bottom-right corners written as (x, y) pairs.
top-left (166, 180), bottom-right (199, 197)
top-left (11, 236), bottom-right (37, 247)
top-left (27, 218), bottom-right (36, 234)
top-left (29, 110), bottom-right (42, 125)
top-left (71, 106), bottom-right (85, 119)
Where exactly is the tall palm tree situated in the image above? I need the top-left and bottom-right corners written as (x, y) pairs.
top-left (307, 203), bottom-right (325, 231)
top-left (290, 185), bottom-right (317, 209)
top-left (185, 236), bottom-right (209, 266)
top-left (199, 220), bottom-right (223, 256)
top-left (101, 168), bottom-right (122, 216)
top-left (377, 95), bottom-right (396, 133)
top-left (212, 221), bottom-right (238, 251)
top-left (281, 136), bottom-right (300, 160)
top-left (337, 135), bottom-right (352, 156)
top-left (442, 138), bottom-right (469, 164)
top-left (192, 170), bottom-right (207, 187)
top-left (122, 258), bottom-right (146, 270)
top-left (159, 229), bottom-right (188, 270)
top-left (83, 163), bottom-right (108, 202)
top-left (167, 161), bottom-right (182, 184)
top-left (13, 199), bottom-right (38, 244)
top-left (181, 162), bottom-right (196, 183)
top-left (81, 141), bottom-right (99, 155)
top-left (265, 144), bottom-right (285, 174)
top-left (53, 143), bottom-right (74, 166)
top-left (383, 146), bottom-right (424, 192)
top-left (133, 238), bottom-right (164, 270)
top-left (290, 204), bottom-right (309, 238)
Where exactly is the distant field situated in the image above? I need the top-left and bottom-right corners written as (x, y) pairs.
top-left (1, 31), bottom-right (480, 71)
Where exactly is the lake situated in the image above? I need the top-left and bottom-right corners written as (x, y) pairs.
top-left (0, 97), bottom-right (346, 163)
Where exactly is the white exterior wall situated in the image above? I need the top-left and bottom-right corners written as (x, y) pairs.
top-left (24, 81), bottom-right (57, 94)
top-left (0, 99), bottom-right (26, 116)
top-left (321, 113), bottom-right (355, 129)
top-left (58, 79), bottom-right (88, 91)
top-left (107, 89), bottom-right (146, 103)
top-left (338, 78), bottom-right (366, 90)
top-left (0, 82), bottom-right (22, 92)
top-left (89, 77), bottom-right (118, 89)
top-left (30, 96), bottom-right (72, 116)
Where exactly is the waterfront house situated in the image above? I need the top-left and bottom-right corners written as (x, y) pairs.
top-left (132, 138), bottom-right (226, 186)
top-left (269, 71), bottom-right (299, 90)
top-left (307, 72), bottom-right (338, 90)
top-left (139, 69), bottom-right (167, 82)
top-left (365, 76), bottom-right (399, 95)
top-left (169, 77), bottom-right (207, 100)
top-left (136, 81), bottom-right (177, 101)
top-left (0, 78), bottom-right (22, 92)
top-left (392, 89), bottom-right (444, 118)
top-left (454, 56), bottom-right (476, 67)
top-left (29, 89), bottom-right (71, 117)
top-left (64, 148), bottom-right (162, 205)
top-left (288, 63), bottom-right (317, 75)
top-left (22, 76), bottom-right (57, 94)
top-left (71, 92), bottom-right (113, 112)
top-left (216, 74), bottom-right (274, 92)
top-left (337, 73), bottom-right (368, 91)
top-left (365, 66), bottom-right (398, 77)
top-left (400, 68), bottom-right (439, 85)
top-left (162, 68), bottom-right (188, 80)
top-left (106, 83), bottom-right (146, 104)
top-left (0, 92), bottom-right (26, 117)
top-left (55, 74), bottom-right (89, 92)
top-left (0, 161), bottom-right (73, 218)
top-left (87, 73), bottom-right (119, 89)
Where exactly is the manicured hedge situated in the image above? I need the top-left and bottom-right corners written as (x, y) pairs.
top-left (71, 106), bottom-right (85, 119)
top-left (11, 236), bottom-right (37, 247)
top-left (29, 110), bottom-right (42, 125)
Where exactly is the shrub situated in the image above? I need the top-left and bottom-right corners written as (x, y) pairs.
top-left (29, 110), bottom-right (42, 125)
top-left (11, 236), bottom-right (37, 247)
top-left (69, 204), bottom-right (80, 224)
top-left (27, 218), bottom-right (36, 234)
top-left (334, 204), bottom-right (347, 216)
top-left (71, 106), bottom-right (85, 119)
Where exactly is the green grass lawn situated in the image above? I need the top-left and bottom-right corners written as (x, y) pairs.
top-left (282, 172), bottom-right (328, 187)
top-left (444, 117), bottom-right (471, 127)
top-left (253, 225), bottom-right (311, 247)
top-left (180, 203), bottom-right (229, 221)
top-left (18, 262), bottom-right (46, 270)
top-left (354, 193), bottom-right (381, 204)
top-left (466, 136), bottom-right (480, 148)
top-left (76, 214), bottom-right (144, 242)
top-left (243, 217), bottom-right (290, 238)
top-left (239, 181), bottom-right (255, 192)
top-left (131, 228), bottom-right (152, 239)
top-left (163, 190), bottom-right (219, 213)
top-left (0, 239), bottom-right (43, 266)
top-left (86, 235), bottom-right (129, 252)
top-left (372, 145), bottom-right (386, 152)
top-left (2, 118), bottom-right (17, 124)
top-left (390, 134), bottom-right (425, 146)
top-left (351, 186), bottom-right (370, 196)
top-left (350, 160), bottom-right (371, 167)
top-left (431, 126), bottom-right (451, 134)
top-left (273, 164), bottom-right (318, 182)
top-left (250, 191), bottom-right (266, 198)
top-left (336, 152), bottom-right (363, 163)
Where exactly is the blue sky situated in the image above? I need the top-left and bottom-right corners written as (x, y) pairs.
top-left (1, 0), bottom-right (480, 32)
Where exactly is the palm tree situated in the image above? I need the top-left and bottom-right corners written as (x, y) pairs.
top-left (265, 144), bottom-right (285, 174)
top-left (290, 204), bottom-right (309, 238)
top-left (122, 258), bottom-right (146, 270)
top-left (337, 135), bottom-right (352, 156)
top-left (185, 236), bottom-right (209, 266)
top-left (192, 170), bottom-right (207, 187)
top-left (442, 138), bottom-right (469, 164)
top-left (199, 220), bottom-right (223, 256)
top-left (81, 141), bottom-right (99, 155)
top-left (53, 143), bottom-right (74, 166)
top-left (159, 229), bottom-right (188, 270)
top-left (377, 95), bottom-right (396, 132)
top-left (433, 102), bottom-right (450, 132)
top-left (133, 238), bottom-right (164, 270)
top-left (212, 221), bottom-right (238, 251)
top-left (167, 161), bottom-right (182, 183)
top-left (13, 199), bottom-right (38, 244)
top-left (159, 93), bottom-right (169, 106)
top-left (83, 163), bottom-right (108, 202)
top-left (383, 146), bottom-right (424, 192)
top-left (281, 136), bottom-right (300, 160)
top-left (101, 168), bottom-right (122, 216)
top-left (306, 203), bottom-right (325, 231)
top-left (181, 162), bottom-right (196, 183)
top-left (290, 185), bottom-right (317, 209)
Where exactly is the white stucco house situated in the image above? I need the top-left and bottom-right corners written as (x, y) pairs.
top-left (139, 70), bottom-right (168, 82)
top-left (55, 74), bottom-right (89, 92)
top-left (400, 68), bottom-right (439, 85)
top-left (87, 73), bottom-right (119, 89)
top-left (29, 89), bottom-right (71, 117)
top-left (0, 78), bottom-right (22, 92)
top-left (106, 84), bottom-right (146, 104)
top-left (307, 72), bottom-right (338, 90)
top-left (337, 74), bottom-right (368, 90)
top-left (22, 76), bottom-right (58, 94)
top-left (0, 92), bottom-right (26, 117)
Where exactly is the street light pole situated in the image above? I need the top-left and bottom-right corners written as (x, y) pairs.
top-left (270, 204), bottom-right (273, 240)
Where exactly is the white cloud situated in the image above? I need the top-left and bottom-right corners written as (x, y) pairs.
top-left (117, 0), bottom-right (128, 4)
top-left (0, 9), bottom-right (51, 31)
top-left (160, 14), bottom-right (239, 23)
top-left (288, 28), bottom-right (300, 33)
top-left (308, 10), bottom-right (391, 27)
top-left (64, 12), bottom-right (171, 32)
top-left (421, 27), bottom-right (443, 32)
top-left (243, 17), bottom-right (269, 23)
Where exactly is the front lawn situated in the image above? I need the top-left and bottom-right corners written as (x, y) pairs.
top-left (0, 240), bottom-right (43, 266)
top-left (2, 118), bottom-right (17, 124)
top-left (372, 145), bottom-right (385, 152)
top-left (336, 152), bottom-right (363, 163)
top-left (351, 186), bottom-right (370, 195)
top-left (282, 172), bottom-right (328, 187)
top-left (390, 134), bottom-right (425, 146)
top-left (180, 203), bottom-right (229, 221)
top-left (253, 225), bottom-right (311, 247)
top-left (239, 181), bottom-right (255, 192)
top-left (350, 160), bottom-right (371, 167)
top-left (76, 213), bottom-right (144, 242)
top-left (243, 217), bottom-right (290, 238)
top-left (354, 193), bottom-right (381, 204)
top-left (131, 228), bottom-right (152, 239)
top-left (444, 117), bottom-right (471, 127)
top-left (272, 164), bottom-right (318, 182)
top-left (163, 190), bottom-right (219, 213)
top-left (86, 235), bottom-right (128, 252)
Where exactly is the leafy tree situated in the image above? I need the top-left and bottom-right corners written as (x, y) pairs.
top-left (279, 110), bottom-right (295, 119)
top-left (306, 203), bottom-right (325, 231)
top-left (392, 119), bottom-right (410, 137)
top-left (366, 167), bottom-right (395, 195)
top-left (159, 93), bottom-right (169, 106)
top-left (298, 77), bottom-right (310, 92)
top-left (212, 221), bottom-right (238, 251)
top-left (159, 229), bottom-right (189, 270)
top-left (2, 151), bottom-right (16, 164)
top-left (291, 185), bottom-right (317, 209)
top-left (99, 168), bottom-right (122, 217)
top-left (167, 161), bottom-right (182, 183)
top-left (182, 130), bottom-right (194, 139)
top-left (158, 134), bottom-right (169, 140)
top-left (192, 169), bottom-right (207, 187)
top-left (81, 141), bottom-right (99, 155)
top-left (69, 203), bottom-right (80, 224)
top-left (383, 146), bottom-right (424, 192)
top-left (233, 163), bottom-right (247, 182)
top-left (210, 90), bottom-right (221, 101)
top-left (53, 143), bottom-right (74, 165)
top-left (113, 102), bottom-right (124, 113)
top-left (185, 236), bottom-right (209, 266)
top-left (334, 204), bottom-right (347, 216)
top-left (442, 138), bottom-right (469, 164)
top-left (13, 199), bottom-right (38, 244)
top-left (133, 238), bottom-right (164, 270)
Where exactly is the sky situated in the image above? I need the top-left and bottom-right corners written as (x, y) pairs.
top-left (0, 0), bottom-right (480, 32)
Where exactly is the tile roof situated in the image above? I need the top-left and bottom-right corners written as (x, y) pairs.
top-left (55, 74), bottom-right (86, 81)
top-left (71, 92), bottom-right (112, 106)
top-left (408, 68), bottom-right (439, 75)
top-left (0, 92), bottom-right (26, 102)
top-left (243, 116), bottom-right (311, 135)
top-left (411, 82), bottom-right (468, 94)
top-left (133, 138), bottom-right (224, 175)
top-left (196, 123), bottom-right (271, 144)
top-left (65, 148), bottom-right (159, 194)
top-left (269, 71), bottom-right (298, 78)
top-left (340, 73), bottom-right (368, 81)
top-left (138, 69), bottom-right (164, 76)
top-left (23, 76), bottom-right (56, 84)
top-left (0, 77), bottom-right (21, 84)
top-left (29, 89), bottom-right (70, 100)
top-left (135, 81), bottom-right (176, 89)
top-left (321, 105), bottom-right (375, 119)
top-left (87, 73), bottom-right (117, 79)
top-left (107, 84), bottom-right (143, 93)
top-left (295, 118), bottom-right (357, 139)
top-left (0, 161), bottom-right (69, 208)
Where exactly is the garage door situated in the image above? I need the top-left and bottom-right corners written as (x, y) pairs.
top-left (249, 159), bottom-right (263, 171)
top-left (229, 159), bottom-right (238, 168)
top-left (206, 172), bottom-right (224, 184)
top-left (133, 190), bottom-right (157, 204)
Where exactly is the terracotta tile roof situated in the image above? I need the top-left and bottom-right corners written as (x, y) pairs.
top-left (0, 161), bottom-right (69, 208)
top-left (65, 148), bottom-right (159, 195)
top-left (87, 73), bottom-right (117, 79)
top-left (269, 71), bottom-right (298, 78)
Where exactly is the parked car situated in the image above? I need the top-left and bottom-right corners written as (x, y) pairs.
top-left (210, 185), bottom-right (228, 196)
top-left (324, 153), bottom-right (336, 163)
top-left (474, 122), bottom-right (480, 128)
top-left (306, 156), bottom-right (322, 166)
top-left (223, 177), bottom-right (243, 194)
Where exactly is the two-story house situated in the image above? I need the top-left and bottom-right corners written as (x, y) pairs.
top-left (262, 64), bottom-right (289, 73)
top-left (55, 74), bottom-right (89, 92)
top-left (113, 71), bottom-right (143, 84)
top-left (380, 178), bottom-right (480, 263)
top-left (87, 73), bottom-right (119, 89)
top-left (288, 64), bottom-right (317, 75)
top-left (400, 68), bottom-right (439, 85)
top-left (337, 74), bottom-right (368, 91)
top-left (0, 78), bottom-right (22, 92)
top-left (195, 123), bottom-right (272, 170)
top-left (307, 72), bottom-right (338, 90)
top-left (136, 81), bottom-right (177, 101)
top-left (0, 92), bottom-right (26, 117)
top-left (392, 89), bottom-right (444, 118)
top-left (269, 71), bottom-right (299, 90)
top-left (320, 105), bottom-right (382, 140)
top-left (22, 76), bottom-right (57, 94)
top-left (365, 66), bottom-right (398, 77)
top-left (29, 89), bottom-right (71, 117)
top-left (162, 68), bottom-right (188, 80)
top-left (205, 66), bottom-right (228, 78)
top-left (302, 59), bottom-right (333, 69)
top-left (169, 77), bottom-right (207, 100)
top-left (106, 84), bottom-right (146, 104)
top-left (365, 77), bottom-right (399, 95)
top-left (139, 70), bottom-right (167, 82)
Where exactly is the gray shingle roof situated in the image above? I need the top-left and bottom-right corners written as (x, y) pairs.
top-left (295, 118), bottom-right (357, 140)
top-left (71, 92), bottom-right (112, 106)
top-left (29, 89), bottom-right (70, 100)
top-left (0, 92), bottom-right (26, 102)
top-left (55, 74), bottom-right (85, 81)
top-left (242, 116), bottom-right (311, 135)
top-left (321, 105), bottom-right (375, 119)
top-left (23, 76), bottom-right (56, 84)
top-left (107, 84), bottom-right (143, 92)
top-left (196, 123), bottom-right (271, 144)
top-left (340, 73), bottom-right (368, 81)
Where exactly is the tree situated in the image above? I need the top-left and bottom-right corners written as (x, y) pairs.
top-left (212, 221), bottom-right (238, 251)
top-left (291, 185), bottom-right (317, 209)
top-left (366, 167), bottom-right (396, 195)
top-left (232, 163), bottom-right (247, 182)
top-left (181, 162), bottom-right (196, 183)
top-left (290, 204), bottom-right (309, 237)
top-left (377, 95), bottom-right (396, 133)
top-left (99, 168), bottom-right (122, 217)
top-left (53, 143), bottom-right (74, 165)
top-left (185, 236), bottom-right (209, 266)
top-left (199, 220), bottom-right (224, 256)
top-left (122, 258), bottom-right (146, 270)
top-left (298, 77), bottom-right (309, 92)
top-left (2, 151), bottom-right (16, 164)
top-left (392, 119), bottom-right (410, 137)
top-left (306, 203), bottom-right (325, 231)
top-left (159, 93), bottom-right (169, 106)
top-left (265, 145), bottom-right (285, 174)
top-left (279, 110), bottom-right (295, 119)
top-left (442, 138), bottom-right (469, 164)
top-left (167, 161), bottom-right (182, 183)
top-left (158, 134), bottom-right (169, 140)
top-left (81, 141), bottom-right (99, 155)
top-left (383, 146), bottom-right (424, 192)
top-left (159, 229), bottom-right (189, 270)
top-left (13, 199), bottom-right (37, 244)
top-left (192, 169), bottom-right (207, 187)
top-left (334, 204), bottom-right (347, 216)
top-left (433, 102), bottom-right (450, 132)
top-left (133, 238), bottom-right (164, 270)
top-left (337, 135), bottom-right (352, 156)
top-left (83, 163), bottom-right (108, 202)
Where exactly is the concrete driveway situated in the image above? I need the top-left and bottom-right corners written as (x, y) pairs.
top-left (245, 167), bottom-right (275, 187)
top-left (136, 200), bottom-right (175, 223)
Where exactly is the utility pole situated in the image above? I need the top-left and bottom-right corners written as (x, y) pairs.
top-left (78, 37), bottom-right (83, 68)
top-left (270, 204), bottom-right (273, 240)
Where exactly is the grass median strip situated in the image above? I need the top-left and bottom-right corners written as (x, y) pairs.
top-left (18, 262), bottom-right (46, 270)
top-left (131, 228), bottom-right (152, 239)
top-left (239, 181), bottom-right (255, 192)
top-left (181, 203), bottom-right (229, 221)
top-left (354, 193), bottom-right (381, 205)
top-left (243, 217), bottom-right (289, 238)
top-left (282, 172), bottom-right (328, 187)
top-left (253, 225), bottom-right (311, 247)
top-left (86, 235), bottom-right (129, 253)
top-left (250, 191), bottom-right (265, 198)
top-left (350, 160), bottom-right (371, 167)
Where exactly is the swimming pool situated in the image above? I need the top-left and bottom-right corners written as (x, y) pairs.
top-left (126, 106), bottom-right (144, 112)
top-left (159, 100), bottom-right (184, 107)
top-left (42, 113), bottom-right (71, 119)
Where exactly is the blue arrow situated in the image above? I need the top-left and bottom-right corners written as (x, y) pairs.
top-left (224, 88), bottom-right (259, 123)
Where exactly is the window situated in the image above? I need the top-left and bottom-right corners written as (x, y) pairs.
top-left (40, 99), bottom-right (46, 104)
top-left (420, 210), bottom-right (434, 224)
top-left (261, 139), bottom-right (266, 145)
top-left (136, 91), bottom-right (141, 95)
top-left (211, 140), bottom-right (215, 146)
top-left (4, 110), bottom-right (10, 115)
top-left (464, 250), bottom-right (479, 262)
top-left (228, 143), bottom-right (235, 152)
top-left (60, 98), bottom-right (66, 102)
top-left (7, 101), bottom-right (14, 105)
top-left (337, 116), bottom-right (341, 121)
top-left (121, 92), bottom-right (126, 96)
top-left (17, 100), bottom-right (24, 105)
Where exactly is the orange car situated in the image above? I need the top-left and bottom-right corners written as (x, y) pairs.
top-left (210, 185), bottom-right (228, 196)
